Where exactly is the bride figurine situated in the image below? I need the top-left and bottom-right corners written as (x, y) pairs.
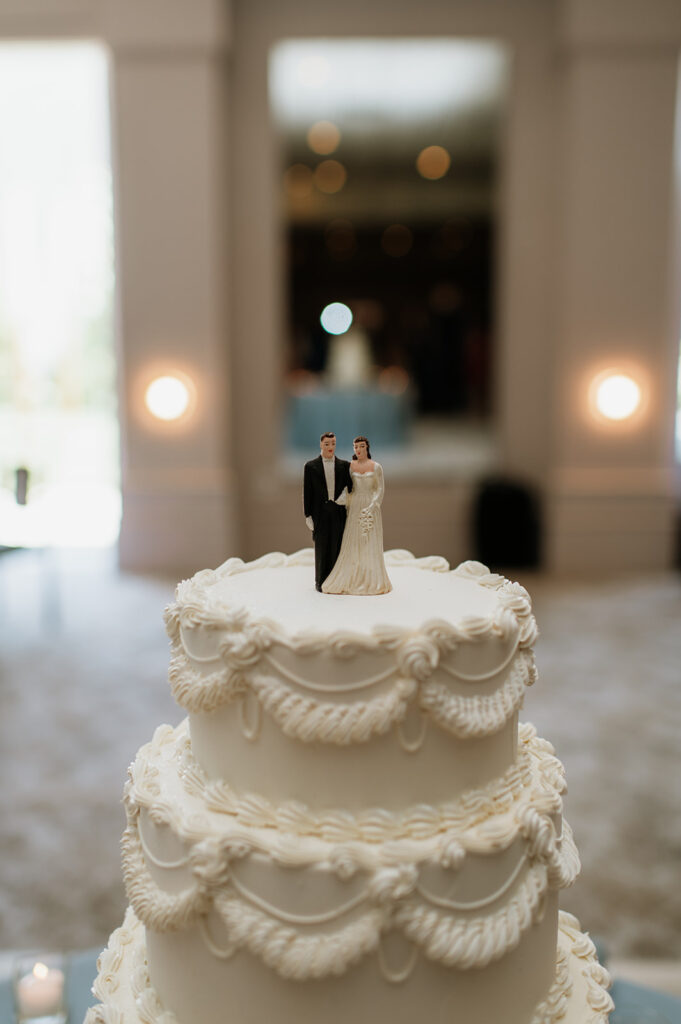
top-left (322, 436), bottom-right (392, 595)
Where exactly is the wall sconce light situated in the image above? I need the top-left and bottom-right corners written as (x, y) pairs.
top-left (144, 373), bottom-right (195, 422)
top-left (590, 371), bottom-right (642, 422)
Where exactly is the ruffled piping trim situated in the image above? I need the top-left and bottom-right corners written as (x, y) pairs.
top-left (166, 642), bottom-right (536, 743)
top-left (85, 908), bottom-right (179, 1024)
top-left (530, 912), bottom-right (614, 1023)
top-left (85, 908), bottom-right (612, 1023)
top-left (163, 552), bottom-right (538, 744)
top-left (557, 913), bottom-right (615, 1021)
top-left (166, 552), bottom-right (537, 656)
top-left (248, 673), bottom-right (418, 744)
top-left (419, 649), bottom-right (536, 739)
top-left (121, 801), bottom-right (580, 978)
top-left (126, 722), bottom-right (567, 847)
top-left (124, 825), bottom-right (553, 976)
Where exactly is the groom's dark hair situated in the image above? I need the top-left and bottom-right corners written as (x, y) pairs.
top-left (320, 431), bottom-right (336, 442)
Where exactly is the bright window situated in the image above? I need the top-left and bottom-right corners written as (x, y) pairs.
top-left (0, 42), bottom-right (118, 547)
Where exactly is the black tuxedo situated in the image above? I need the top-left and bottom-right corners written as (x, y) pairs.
top-left (303, 455), bottom-right (353, 590)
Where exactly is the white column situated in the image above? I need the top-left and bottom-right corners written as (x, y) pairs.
top-left (106, 1), bottom-right (236, 573)
top-left (547, 0), bottom-right (681, 572)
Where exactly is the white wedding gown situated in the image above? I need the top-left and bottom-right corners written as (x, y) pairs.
top-left (322, 464), bottom-right (392, 595)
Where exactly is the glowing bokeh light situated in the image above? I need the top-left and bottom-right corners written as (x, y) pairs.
top-left (440, 220), bottom-right (466, 253)
top-left (307, 120), bottom-right (341, 155)
top-left (320, 302), bottom-right (353, 335)
top-left (314, 159), bottom-right (347, 194)
top-left (284, 163), bottom-right (314, 200)
top-left (325, 218), bottom-right (356, 258)
top-left (378, 366), bottom-right (410, 395)
top-left (285, 369), bottom-right (320, 396)
top-left (429, 282), bottom-right (462, 313)
top-left (352, 298), bottom-right (384, 330)
top-left (381, 224), bottom-right (413, 258)
top-left (594, 373), bottom-right (641, 421)
top-left (416, 145), bottom-right (451, 180)
top-left (145, 375), bottom-right (192, 421)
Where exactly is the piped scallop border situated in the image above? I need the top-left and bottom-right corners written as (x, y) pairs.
top-left (126, 720), bottom-right (567, 845)
top-left (84, 907), bottom-right (613, 1024)
top-left (120, 724), bottom-right (580, 979)
top-left (163, 552), bottom-right (538, 744)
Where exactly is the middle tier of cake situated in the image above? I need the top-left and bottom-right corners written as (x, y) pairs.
top-left (123, 719), bottom-right (579, 1017)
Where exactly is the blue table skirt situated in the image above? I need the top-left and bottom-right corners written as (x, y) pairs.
top-left (610, 978), bottom-right (681, 1023)
top-left (0, 953), bottom-right (679, 1023)
top-left (286, 389), bottom-right (412, 454)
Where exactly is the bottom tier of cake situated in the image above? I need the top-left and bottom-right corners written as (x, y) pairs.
top-left (85, 908), bottom-right (613, 1024)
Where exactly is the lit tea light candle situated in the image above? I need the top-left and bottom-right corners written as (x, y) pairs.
top-left (14, 960), bottom-right (66, 1020)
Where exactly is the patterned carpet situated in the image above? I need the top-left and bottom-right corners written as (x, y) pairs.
top-left (1, 546), bottom-right (680, 960)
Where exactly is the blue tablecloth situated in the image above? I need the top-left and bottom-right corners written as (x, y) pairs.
top-left (0, 954), bottom-right (679, 1023)
top-left (610, 978), bottom-right (681, 1022)
top-left (286, 389), bottom-right (412, 453)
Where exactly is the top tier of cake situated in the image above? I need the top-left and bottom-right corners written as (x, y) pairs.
top-left (164, 550), bottom-right (537, 813)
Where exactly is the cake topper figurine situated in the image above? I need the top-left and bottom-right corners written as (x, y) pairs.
top-left (323, 435), bottom-right (391, 595)
top-left (303, 434), bottom-right (391, 596)
top-left (303, 431), bottom-right (353, 592)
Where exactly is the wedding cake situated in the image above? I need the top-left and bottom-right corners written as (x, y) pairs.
top-left (86, 550), bottom-right (613, 1024)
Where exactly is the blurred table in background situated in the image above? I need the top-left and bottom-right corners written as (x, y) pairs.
top-left (286, 387), bottom-right (412, 453)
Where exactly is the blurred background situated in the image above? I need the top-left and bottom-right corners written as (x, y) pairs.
top-left (0, 0), bottom-right (680, 997)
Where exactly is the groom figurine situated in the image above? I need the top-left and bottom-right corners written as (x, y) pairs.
top-left (303, 431), bottom-right (353, 591)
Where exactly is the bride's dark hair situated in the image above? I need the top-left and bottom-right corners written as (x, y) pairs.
top-left (352, 435), bottom-right (371, 459)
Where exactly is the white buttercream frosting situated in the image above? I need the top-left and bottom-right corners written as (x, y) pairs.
top-left (125, 719), bottom-right (564, 845)
top-left (162, 550), bottom-right (540, 815)
top-left (167, 550), bottom-right (536, 648)
top-left (119, 718), bottom-right (580, 981)
top-left (86, 908), bottom-right (613, 1024)
top-left (164, 551), bottom-right (537, 742)
top-left (85, 549), bottom-right (612, 1024)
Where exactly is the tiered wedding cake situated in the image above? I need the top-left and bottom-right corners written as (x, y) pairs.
top-left (86, 550), bottom-right (613, 1024)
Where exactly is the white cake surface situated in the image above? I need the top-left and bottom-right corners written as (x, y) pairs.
top-left (206, 558), bottom-right (500, 635)
top-left (86, 550), bottom-right (613, 1024)
top-left (173, 549), bottom-right (526, 645)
